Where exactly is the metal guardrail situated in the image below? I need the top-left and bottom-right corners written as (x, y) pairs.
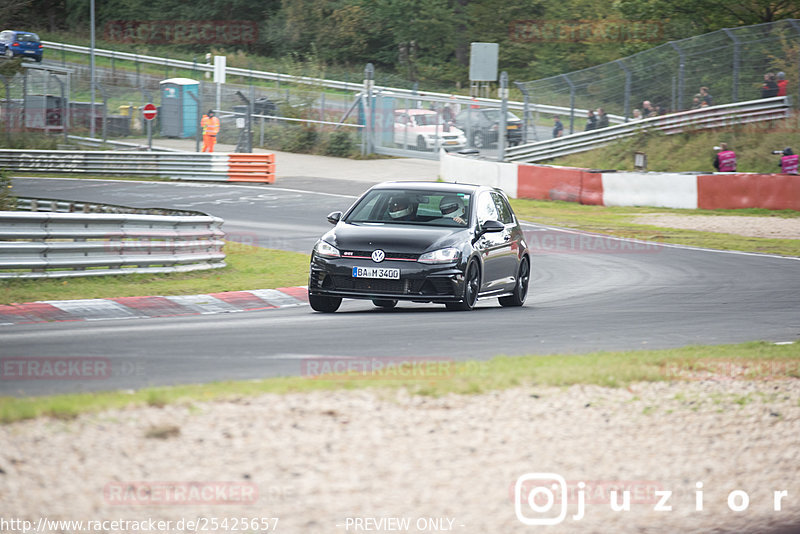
top-left (15, 197), bottom-right (202, 216)
top-left (42, 40), bottom-right (624, 123)
top-left (505, 97), bottom-right (792, 163)
top-left (0, 149), bottom-right (250, 181)
top-left (0, 211), bottom-right (225, 279)
top-left (66, 135), bottom-right (180, 152)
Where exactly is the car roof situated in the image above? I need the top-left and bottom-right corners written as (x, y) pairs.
top-left (369, 181), bottom-right (488, 195)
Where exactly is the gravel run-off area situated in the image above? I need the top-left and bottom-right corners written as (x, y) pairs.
top-left (634, 214), bottom-right (800, 239)
top-left (2, 379), bottom-right (799, 533)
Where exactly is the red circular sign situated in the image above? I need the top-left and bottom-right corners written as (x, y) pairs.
top-left (142, 103), bottom-right (158, 121)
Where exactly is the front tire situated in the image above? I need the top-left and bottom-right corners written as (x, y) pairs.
top-left (447, 260), bottom-right (480, 311)
top-left (416, 135), bottom-right (427, 151)
top-left (309, 294), bottom-right (342, 313)
top-left (499, 256), bottom-right (530, 307)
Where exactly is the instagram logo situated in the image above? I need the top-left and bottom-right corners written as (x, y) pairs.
top-left (514, 473), bottom-right (569, 525)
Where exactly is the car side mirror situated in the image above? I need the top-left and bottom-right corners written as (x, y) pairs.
top-left (472, 219), bottom-right (504, 244)
top-left (327, 211), bottom-right (342, 225)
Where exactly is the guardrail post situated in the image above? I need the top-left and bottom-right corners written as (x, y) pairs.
top-left (498, 71), bottom-right (509, 162)
top-left (615, 60), bottom-right (632, 121)
top-left (722, 29), bottom-right (740, 103)
top-left (515, 82), bottom-right (531, 143)
top-left (790, 20), bottom-right (800, 110)
top-left (363, 63), bottom-right (375, 155)
top-left (187, 91), bottom-right (201, 152)
top-left (561, 74), bottom-right (575, 134)
top-left (668, 41), bottom-right (685, 111)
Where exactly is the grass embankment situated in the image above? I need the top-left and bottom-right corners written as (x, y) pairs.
top-left (0, 242), bottom-right (310, 305)
top-left (1, 341), bottom-right (797, 424)
top-left (509, 199), bottom-right (800, 257)
top-left (553, 118), bottom-right (800, 174)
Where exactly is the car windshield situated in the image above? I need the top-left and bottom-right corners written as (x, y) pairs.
top-left (413, 113), bottom-right (444, 126)
top-left (345, 189), bottom-right (472, 227)
top-left (482, 109), bottom-right (520, 121)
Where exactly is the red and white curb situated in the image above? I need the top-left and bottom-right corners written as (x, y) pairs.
top-left (0, 286), bottom-right (308, 326)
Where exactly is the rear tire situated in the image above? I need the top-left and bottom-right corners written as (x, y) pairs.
top-left (309, 294), bottom-right (342, 313)
top-left (372, 299), bottom-right (397, 309)
top-left (4, 49), bottom-right (13, 59)
top-left (499, 257), bottom-right (530, 307)
top-left (447, 260), bottom-right (480, 311)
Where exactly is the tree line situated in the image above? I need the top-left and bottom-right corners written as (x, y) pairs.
top-left (4, 0), bottom-right (800, 87)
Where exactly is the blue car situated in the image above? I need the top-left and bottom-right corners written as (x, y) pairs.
top-left (0, 30), bottom-right (43, 62)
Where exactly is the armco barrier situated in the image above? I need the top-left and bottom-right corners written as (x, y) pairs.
top-left (0, 211), bottom-right (225, 279)
top-left (439, 150), bottom-right (518, 198)
top-left (0, 150), bottom-right (275, 183)
top-left (697, 173), bottom-right (800, 210)
top-left (601, 172), bottom-right (698, 209)
top-left (440, 151), bottom-right (800, 210)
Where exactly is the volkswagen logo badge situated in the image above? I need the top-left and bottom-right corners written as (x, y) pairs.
top-left (371, 249), bottom-right (385, 263)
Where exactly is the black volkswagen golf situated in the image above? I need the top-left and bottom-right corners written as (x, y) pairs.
top-left (308, 182), bottom-right (530, 312)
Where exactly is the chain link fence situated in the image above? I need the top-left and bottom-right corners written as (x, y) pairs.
top-left (515, 19), bottom-right (800, 135)
top-left (1, 56), bottom-right (364, 155)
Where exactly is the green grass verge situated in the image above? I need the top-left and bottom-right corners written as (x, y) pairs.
top-left (509, 198), bottom-right (800, 257)
top-left (0, 242), bottom-right (310, 305)
top-left (1, 341), bottom-right (797, 424)
top-left (553, 122), bottom-right (800, 174)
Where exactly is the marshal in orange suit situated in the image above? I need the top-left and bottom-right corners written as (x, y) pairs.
top-left (201, 110), bottom-right (220, 152)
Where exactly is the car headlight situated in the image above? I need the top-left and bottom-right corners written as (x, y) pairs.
top-left (418, 247), bottom-right (460, 264)
top-left (314, 240), bottom-right (340, 258)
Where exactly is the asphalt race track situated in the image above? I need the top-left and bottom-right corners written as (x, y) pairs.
top-left (2, 177), bottom-right (799, 397)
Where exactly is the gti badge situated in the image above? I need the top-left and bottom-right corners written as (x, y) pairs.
top-left (371, 249), bottom-right (385, 263)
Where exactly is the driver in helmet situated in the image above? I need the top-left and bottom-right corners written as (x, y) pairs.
top-left (439, 195), bottom-right (467, 225)
top-left (387, 195), bottom-right (417, 221)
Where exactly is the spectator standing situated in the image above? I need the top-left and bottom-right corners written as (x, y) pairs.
top-left (776, 72), bottom-right (788, 97)
top-left (691, 95), bottom-right (702, 109)
top-left (585, 110), bottom-right (597, 131)
top-left (631, 109), bottom-right (642, 120)
top-left (699, 87), bottom-right (713, 106)
top-left (642, 100), bottom-right (657, 118)
top-left (779, 148), bottom-right (798, 174)
top-left (552, 115), bottom-right (564, 138)
top-left (713, 143), bottom-right (736, 172)
top-left (596, 108), bottom-right (609, 129)
top-left (761, 73), bottom-right (779, 98)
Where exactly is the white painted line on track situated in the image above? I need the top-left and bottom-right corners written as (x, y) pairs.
top-left (520, 221), bottom-right (800, 262)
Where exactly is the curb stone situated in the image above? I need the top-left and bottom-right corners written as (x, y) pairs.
top-left (0, 287), bottom-right (309, 326)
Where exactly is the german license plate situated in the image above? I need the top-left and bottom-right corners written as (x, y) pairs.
top-left (444, 140), bottom-right (458, 145)
top-left (507, 125), bottom-right (519, 130)
top-left (352, 267), bottom-right (400, 279)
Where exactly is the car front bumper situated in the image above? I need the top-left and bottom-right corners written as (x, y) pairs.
top-left (308, 256), bottom-right (467, 303)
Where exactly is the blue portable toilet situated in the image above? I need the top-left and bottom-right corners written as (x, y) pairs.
top-left (159, 78), bottom-right (200, 138)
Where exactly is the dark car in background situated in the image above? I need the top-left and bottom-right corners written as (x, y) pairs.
top-left (308, 181), bottom-right (530, 313)
top-left (455, 108), bottom-right (523, 149)
top-left (0, 30), bottom-right (43, 62)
